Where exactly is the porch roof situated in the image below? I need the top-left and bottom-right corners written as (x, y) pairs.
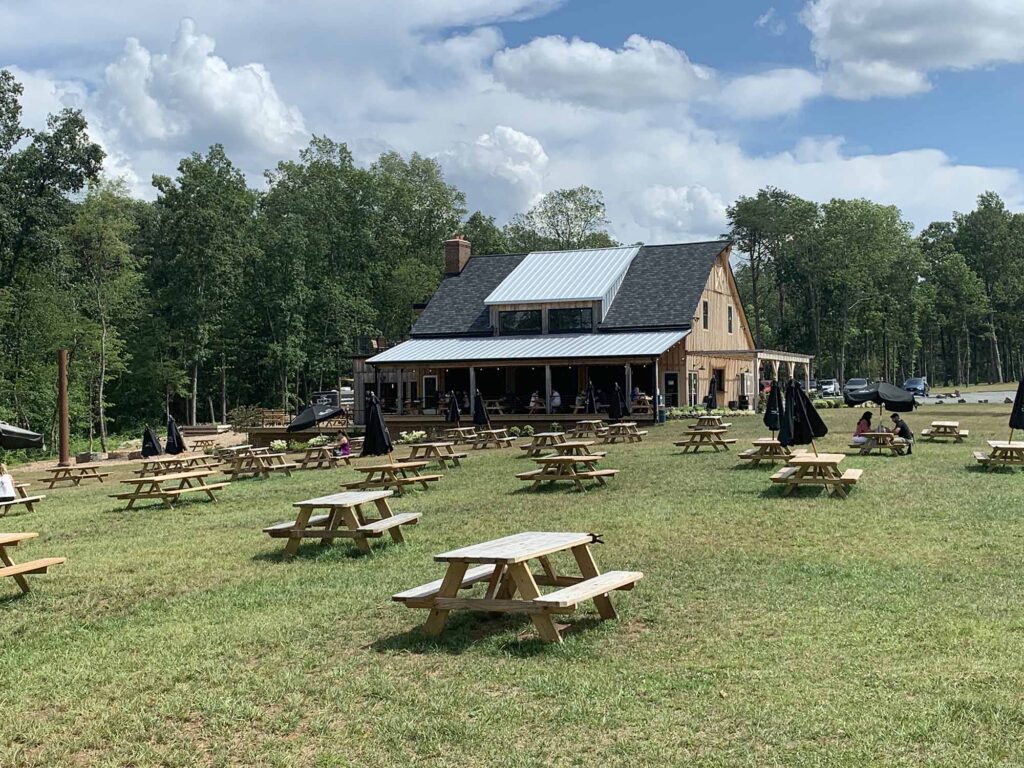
top-left (366, 330), bottom-right (688, 366)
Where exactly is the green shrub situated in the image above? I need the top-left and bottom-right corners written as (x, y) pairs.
top-left (269, 439), bottom-right (287, 452)
top-left (520, 425), bottom-right (535, 437)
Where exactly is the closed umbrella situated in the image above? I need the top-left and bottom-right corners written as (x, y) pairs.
top-left (165, 415), bottom-right (187, 455)
top-left (286, 403), bottom-right (346, 433)
top-left (1009, 379), bottom-right (1024, 441)
top-left (706, 379), bottom-right (718, 412)
top-left (843, 382), bottom-right (915, 413)
top-left (778, 380), bottom-right (828, 455)
top-left (585, 381), bottom-right (598, 414)
top-left (473, 390), bottom-right (491, 428)
top-left (360, 393), bottom-right (393, 458)
top-left (763, 381), bottom-right (783, 436)
top-left (0, 422), bottom-right (43, 450)
top-left (142, 425), bottom-right (163, 458)
top-left (608, 382), bottom-right (630, 421)
top-left (445, 391), bottom-right (461, 425)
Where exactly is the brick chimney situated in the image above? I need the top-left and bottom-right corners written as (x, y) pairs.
top-left (444, 234), bottom-right (471, 275)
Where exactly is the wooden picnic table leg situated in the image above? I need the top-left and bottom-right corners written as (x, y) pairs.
top-left (285, 506), bottom-right (314, 557)
top-left (507, 561), bottom-right (562, 643)
top-left (0, 545), bottom-right (30, 594)
top-left (423, 562), bottom-right (468, 636)
top-left (371, 497), bottom-right (405, 544)
top-left (571, 544), bottom-right (617, 620)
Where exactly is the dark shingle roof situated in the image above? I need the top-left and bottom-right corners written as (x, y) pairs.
top-left (410, 254), bottom-right (525, 337)
top-left (600, 241), bottom-right (730, 330)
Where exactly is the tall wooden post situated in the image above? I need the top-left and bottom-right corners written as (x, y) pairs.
top-left (57, 349), bottom-right (70, 466)
top-left (544, 365), bottom-right (552, 414)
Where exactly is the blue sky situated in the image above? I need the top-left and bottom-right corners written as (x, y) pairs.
top-left (2, 0), bottom-right (1023, 243)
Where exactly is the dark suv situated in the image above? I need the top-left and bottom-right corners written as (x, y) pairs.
top-left (903, 377), bottom-right (929, 396)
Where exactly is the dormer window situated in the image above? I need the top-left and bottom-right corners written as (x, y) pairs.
top-left (549, 307), bottom-right (593, 334)
top-left (499, 309), bottom-right (542, 335)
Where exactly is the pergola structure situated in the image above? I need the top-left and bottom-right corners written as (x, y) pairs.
top-left (688, 348), bottom-right (814, 407)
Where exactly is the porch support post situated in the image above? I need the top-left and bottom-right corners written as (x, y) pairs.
top-left (772, 359), bottom-right (780, 381)
top-left (625, 364), bottom-right (632, 400)
top-left (787, 361), bottom-right (795, 381)
top-left (469, 366), bottom-right (476, 401)
top-left (544, 365), bottom-right (552, 414)
top-left (653, 357), bottom-right (660, 415)
top-left (804, 361), bottom-right (810, 390)
top-left (396, 368), bottom-right (404, 415)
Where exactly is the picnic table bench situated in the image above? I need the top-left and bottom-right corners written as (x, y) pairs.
top-left (112, 470), bottom-right (229, 509)
top-left (851, 431), bottom-right (907, 456)
top-left (568, 420), bottom-right (607, 438)
top-left (601, 421), bottom-right (647, 444)
top-left (343, 461), bottom-right (442, 495)
top-left (263, 490), bottom-right (419, 557)
top-left (43, 463), bottom-right (110, 488)
top-left (443, 426), bottom-right (479, 445)
top-left (1, 482), bottom-right (45, 516)
top-left (223, 451), bottom-right (297, 479)
top-left (393, 531), bottom-right (642, 644)
top-left (298, 444), bottom-right (351, 470)
top-left (674, 428), bottom-right (736, 453)
top-left (400, 441), bottom-right (466, 468)
top-left (974, 441), bottom-right (1024, 470)
top-left (737, 438), bottom-right (794, 466)
top-left (472, 428), bottom-right (515, 449)
top-left (771, 453), bottom-right (861, 498)
top-left (519, 431), bottom-right (568, 457)
top-left (516, 455), bottom-right (617, 491)
top-left (0, 532), bottom-right (65, 594)
top-left (690, 414), bottom-right (732, 430)
top-left (921, 421), bottom-right (969, 442)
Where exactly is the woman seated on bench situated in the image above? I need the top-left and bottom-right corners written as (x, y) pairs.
top-left (0, 464), bottom-right (15, 503)
top-left (851, 411), bottom-right (873, 445)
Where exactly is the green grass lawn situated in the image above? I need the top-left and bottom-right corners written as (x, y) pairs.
top-left (3, 405), bottom-right (1024, 767)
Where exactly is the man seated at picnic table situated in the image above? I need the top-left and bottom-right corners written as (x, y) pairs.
top-left (889, 413), bottom-right (914, 455)
top-left (631, 386), bottom-right (640, 402)
top-left (550, 388), bottom-right (561, 412)
top-left (851, 411), bottom-right (874, 445)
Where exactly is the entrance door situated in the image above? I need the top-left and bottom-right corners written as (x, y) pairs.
top-left (664, 372), bottom-right (680, 408)
top-left (422, 375), bottom-right (438, 414)
top-left (687, 371), bottom-right (699, 407)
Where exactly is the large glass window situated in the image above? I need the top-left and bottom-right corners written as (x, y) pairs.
top-left (702, 300), bottom-right (709, 330)
top-left (499, 309), bottom-right (542, 335)
top-left (548, 307), bottom-right (593, 334)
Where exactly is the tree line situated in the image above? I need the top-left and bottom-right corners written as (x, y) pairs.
top-left (727, 187), bottom-right (1024, 388)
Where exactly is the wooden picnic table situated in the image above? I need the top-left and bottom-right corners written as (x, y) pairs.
top-left (191, 438), bottom-right (217, 450)
top-left (343, 461), bottom-right (442, 495)
top-left (674, 429), bottom-right (736, 453)
top-left (771, 453), bottom-right (862, 498)
top-left (690, 414), bottom-right (732, 431)
top-left (393, 531), bottom-right (643, 644)
top-left (921, 421), bottom-right (969, 442)
top-left (632, 395), bottom-right (653, 414)
top-left (112, 470), bottom-right (230, 510)
top-left (223, 451), bottom-right (297, 480)
top-left (298, 444), bottom-right (350, 470)
top-left (263, 490), bottom-right (420, 557)
top-left (443, 426), bottom-right (479, 445)
top-left (519, 431), bottom-right (568, 457)
top-left (601, 422), bottom-right (648, 444)
top-left (569, 420), bottom-right (607, 438)
top-left (852, 430), bottom-right (906, 456)
top-left (472, 428), bottom-right (515, 449)
top-left (0, 532), bottom-right (65, 595)
top-left (136, 455), bottom-right (222, 476)
top-left (43, 463), bottom-right (110, 488)
top-left (516, 455), bottom-right (617, 491)
top-left (975, 441), bottom-right (1024, 471)
top-left (400, 441), bottom-right (466, 468)
top-left (1, 482), bottom-right (45, 516)
top-left (737, 437), bottom-right (794, 466)
top-left (218, 444), bottom-right (253, 459)
top-left (483, 398), bottom-right (506, 415)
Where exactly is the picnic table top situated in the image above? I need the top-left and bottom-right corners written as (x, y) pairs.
top-left (695, 414), bottom-right (723, 421)
top-left (408, 441), bottom-right (455, 449)
top-left (530, 432), bottom-right (565, 439)
top-left (476, 428), bottom-right (510, 435)
top-left (445, 426), bottom-right (477, 433)
top-left (220, 444), bottom-right (253, 452)
top-left (862, 430), bottom-right (896, 438)
top-left (930, 420), bottom-right (960, 428)
top-left (987, 440), bottom-right (1024, 450)
top-left (681, 428), bottom-right (727, 435)
top-left (752, 437), bottom-right (781, 446)
top-left (46, 463), bottom-right (102, 472)
top-left (142, 456), bottom-right (191, 464)
top-left (435, 531), bottom-right (594, 564)
top-left (535, 454), bottom-right (601, 464)
top-left (356, 461), bottom-right (429, 473)
top-left (121, 470), bottom-right (214, 485)
top-left (789, 453), bottom-right (846, 465)
top-left (554, 440), bottom-right (595, 448)
top-left (608, 421), bottom-right (637, 428)
top-left (574, 419), bottom-right (604, 426)
top-left (293, 490), bottom-right (393, 508)
top-left (0, 532), bottom-right (38, 546)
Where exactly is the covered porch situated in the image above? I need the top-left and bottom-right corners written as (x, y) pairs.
top-left (687, 348), bottom-right (815, 412)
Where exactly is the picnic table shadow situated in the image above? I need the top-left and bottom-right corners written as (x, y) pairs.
top-left (370, 612), bottom-right (605, 657)
top-left (251, 539), bottom-right (397, 563)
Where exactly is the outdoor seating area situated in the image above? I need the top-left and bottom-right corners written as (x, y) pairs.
top-left (851, 431), bottom-right (908, 456)
top-left (771, 453), bottom-right (862, 498)
top-left (399, 441), bottom-right (466, 468)
top-left (112, 470), bottom-right (230, 510)
top-left (674, 428), bottom-right (737, 453)
top-left (43, 464), bottom-right (110, 488)
top-left (516, 454), bottom-right (618, 492)
top-left (921, 421), bottom-right (969, 442)
top-left (737, 438), bottom-right (794, 466)
top-left (343, 461), bottom-right (443, 494)
top-left (472, 428), bottom-right (515, 449)
top-left (298, 444), bottom-right (350, 470)
top-left (974, 441), bottom-right (1024, 470)
top-left (601, 422), bottom-right (647, 444)
top-left (223, 449), bottom-right (297, 480)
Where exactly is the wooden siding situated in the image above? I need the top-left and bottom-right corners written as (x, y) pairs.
top-left (686, 249), bottom-right (755, 353)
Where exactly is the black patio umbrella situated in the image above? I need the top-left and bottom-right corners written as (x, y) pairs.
top-left (142, 425), bottom-right (163, 458)
top-left (843, 382), bottom-right (915, 413)
top-left (165, 415), bottom-right (187, 455)
top-left (360, 392), bottom-right (393, 458)
top-left (472, 389), bottom-right (491, 428)
top-left (585, 381), bottom-right (598, 414)
top-left (286, 403), bottom-right (346, 433)
top-left (0, 422), bottom-right (43, 451)
top-left (706, 380), bottom-right (718, 412)
top-left (778, 379), bottom-right (828, 455)
top-left (1009, 379), bottom-right (1024, 441)
top-left (445, 391), bottom-right (461, 425)
top-left (763, 380), bottom-right (783, 436)
top-left (608, 382), bottom-right (630, 421)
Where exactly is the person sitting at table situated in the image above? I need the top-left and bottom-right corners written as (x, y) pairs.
top-left (333, 431), bottom-right (351, 458)
top-left (851, 411), bottom-right (873, 445)
top-left (889, 413), bottom-right (914, 455)
top-left (550, 388), bottom-right (562, 411)
top-left (631, 386), bottom-right (640, 402)
top-left (574, 392), bottom-right (586, 412)
top-left (528, 390), bottom-right (543, 411)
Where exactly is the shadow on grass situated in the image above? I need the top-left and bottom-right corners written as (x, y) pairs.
top-left (509, 484), bottom-right (594, 496)
top-left (250, 539), bottom-right (391, 563)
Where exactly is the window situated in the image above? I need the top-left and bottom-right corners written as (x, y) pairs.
top-left (702, 300), bottom-right (709, 330)
top-left (727, 305), bottom-right (734, 334)
top-left (548, 307), bottom-right (593, 334)
top-left (498, 309), bottom-right (541, 335)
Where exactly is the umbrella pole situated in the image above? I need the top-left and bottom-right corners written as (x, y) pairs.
top-left (811, 440), bottom-right (819, 457)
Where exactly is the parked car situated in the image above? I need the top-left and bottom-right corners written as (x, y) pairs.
top-left (819, 379), bottom-right (839, 397)
top-left (806, 379), bottom-right (818, 393)
top-left (903, 377), bottom-right (929, 396)
top-left (843, 378), bottom-right (871, 396)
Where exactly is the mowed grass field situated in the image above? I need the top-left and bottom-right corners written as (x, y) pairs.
top-left (3, 405), bottom-right (1024, 767)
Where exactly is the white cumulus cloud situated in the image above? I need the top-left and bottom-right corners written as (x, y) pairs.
top-left (720, 68), bottom-right (823, 119)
